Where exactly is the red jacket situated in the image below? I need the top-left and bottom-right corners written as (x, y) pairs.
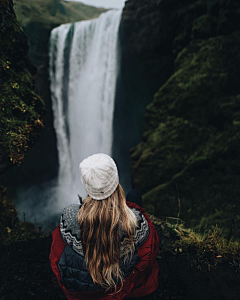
top-left (50, 201), bottom-right (159, 300)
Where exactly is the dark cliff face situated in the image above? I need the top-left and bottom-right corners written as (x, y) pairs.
top-left (119, 0), bottom-right (240, 237)
top-left (0, 0), bottom-right (44, 176)
top-left (1, 0), bottom-right (106, 189)
top-left (113, 0), bottom-right (174, 190)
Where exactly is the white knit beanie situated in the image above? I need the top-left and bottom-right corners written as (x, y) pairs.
top-left (79, 153), bottom-right (119, 200)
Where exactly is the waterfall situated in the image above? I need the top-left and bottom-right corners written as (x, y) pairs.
top-left (49, 10), bottom-right (122, 209)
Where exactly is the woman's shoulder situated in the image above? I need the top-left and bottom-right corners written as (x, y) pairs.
top-left (60, 203), bottom-right (84, 256)
top-left (60, 204), bottom-right (81, 235)
top-left (127, 202), bottom-right (159, 252)
top-left (129, 207), bottom-right (150, 249)
top-left (62, 203), bottom-right (81, 214)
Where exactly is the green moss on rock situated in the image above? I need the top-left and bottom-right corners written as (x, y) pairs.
top-left (130, 0), bottom-right (240, 239)
top-left (0, 0), bottom-right (44, 174)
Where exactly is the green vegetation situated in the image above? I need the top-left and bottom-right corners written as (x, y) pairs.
top-left (14, 0), bottom-right (106, 28)
top-left (0, 0), bottom-right (44, 174)
top-left (150, 215), bottom-right (240, 269)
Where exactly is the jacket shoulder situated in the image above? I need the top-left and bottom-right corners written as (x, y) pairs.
top-left (127, 201), bottom-right (159, 249)
top-left (60, 204), bottom-right (84, 256)
top-left (129, 207), bottom-right (150, 249)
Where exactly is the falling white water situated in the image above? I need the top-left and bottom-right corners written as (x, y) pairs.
top-left (49, 10), bottom-right (122, 211)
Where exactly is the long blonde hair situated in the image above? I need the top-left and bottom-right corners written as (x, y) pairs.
top-left (77, 183), bottom-right (137, 291)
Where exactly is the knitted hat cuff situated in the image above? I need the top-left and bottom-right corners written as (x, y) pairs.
top-left (84, 174), bottom-right (119, 200)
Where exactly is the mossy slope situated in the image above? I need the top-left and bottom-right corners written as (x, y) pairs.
top-left (129, 0), bottom-right (240, 238)
top-left (0, 0), bottom-right (44, 175)
top-left (14, 0), bottom-right (106, 27)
